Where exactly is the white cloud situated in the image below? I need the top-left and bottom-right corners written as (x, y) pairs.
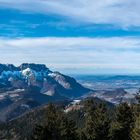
top-left (0, 37), bottom-right (140, 74)
top-left (0, 0), bottom-right (140, 28)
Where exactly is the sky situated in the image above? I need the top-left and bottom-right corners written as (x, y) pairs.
top-left (0, 0), bottom-right (140, 74)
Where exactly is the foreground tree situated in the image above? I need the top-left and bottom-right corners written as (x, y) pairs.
top-left (59, 114), bottom-right (77, 140)
top-left (131, 115), bottom-right (140, 140)
top-left (84, 100), bottom-right (111, 140)
top-left (33, 103), bottom-right (59, 140)
top-left (109, 103), bottom-right (134, 140)
top-left (32, 103), bottom-right (77, 140)
top-left (131, 89), bottom-right (140, 140)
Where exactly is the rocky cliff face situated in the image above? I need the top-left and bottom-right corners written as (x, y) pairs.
top-left (0, 63), bottom-right (92, 122)
top-left (0, 63), bottom-right (91, 98)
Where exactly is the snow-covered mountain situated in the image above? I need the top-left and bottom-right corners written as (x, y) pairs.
top-left (0, 63), bottom-right (92, 122)
top-left (0, 63), bottom-right (91, 97)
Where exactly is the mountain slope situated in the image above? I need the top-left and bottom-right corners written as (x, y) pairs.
top-left (0, 98), bottom-right (115, 140)
top-left (0, 63), bottom-right (91, 98)
top-left (0, 63), bottom-right (92, 122)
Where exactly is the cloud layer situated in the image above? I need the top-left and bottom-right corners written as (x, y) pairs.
top-left (1, 37), bottom-right (140, 74)
top-left (0, 0), bottom-right (140, 28)
top-left (0, 1), bottom-right (140, 74)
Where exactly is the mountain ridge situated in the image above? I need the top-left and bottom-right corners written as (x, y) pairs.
top-left (0, 63), bottom-right (92, 122)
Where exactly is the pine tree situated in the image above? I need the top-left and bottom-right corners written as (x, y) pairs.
top-left (84, 100), bottom-right (111, 140)
top-left (109, 103), bottom-right (134, 140)
top-left (78, 129), bottom-right (87, 140)
top-left (135, 89), bottom-right (140, 115)
top-left (32, 103), bottom-right (60, 140)
top-left (45, 103), bottom-right (60, 139)
top-left (32, 125), bottom-right (44, 140)
top-left (131, 115), bottom-right (140, 140)
top-left (131, 89), bottom-right (140, 140)
top-left (32, 103), bottom-right (77, 140)
top-left (59, 114), bottom-right (77, 140)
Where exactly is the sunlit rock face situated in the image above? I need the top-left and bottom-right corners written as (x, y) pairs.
top-left (0, 63), bottom-right (91, 98)
top-left (0, 63), bottom-right (92, 122)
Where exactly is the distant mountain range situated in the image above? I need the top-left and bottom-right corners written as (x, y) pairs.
top-left (75, 75), bottom-right (139, 104)
top-left (74, 75), bottom-right (140, 91)
top-left (0, 63), bottom-right (92, 122)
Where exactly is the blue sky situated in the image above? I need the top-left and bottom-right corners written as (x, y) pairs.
top-left (0, 0), bottom-right (140, 74)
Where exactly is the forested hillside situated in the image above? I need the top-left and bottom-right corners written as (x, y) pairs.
top-left (0, 94), bottom-right (140, 140)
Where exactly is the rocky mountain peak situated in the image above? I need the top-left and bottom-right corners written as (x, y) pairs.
top-left (0, 64), bottom-right (19, 74)
top-left (0, 63), bottom-right (91, 99)
top-left (19, 63), bottom-right (50, 72)
top-left (0, 63), bottom-right (92, 122)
